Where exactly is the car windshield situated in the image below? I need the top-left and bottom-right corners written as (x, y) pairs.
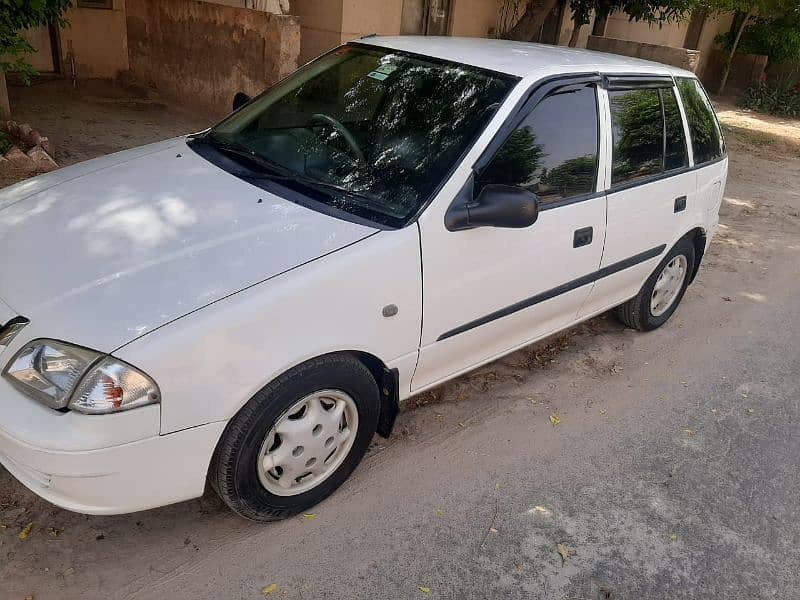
top-left (204, 44), bottom-right (517, 227)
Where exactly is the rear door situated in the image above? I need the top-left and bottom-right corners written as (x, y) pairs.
top-left (675, 77), bottom-right (728, 230)
top-left (578, 77), bottom-right (695, 317)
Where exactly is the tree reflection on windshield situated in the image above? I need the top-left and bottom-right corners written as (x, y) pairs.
top-left (210, 45), bottom-right (517, 227)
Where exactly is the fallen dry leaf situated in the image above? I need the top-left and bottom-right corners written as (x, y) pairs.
top-left (529, 505), bottom-right (550, 515)
top-left (557, 543), bottom-right (574, 565)
top-left (261, 583), bottom-right (278, 596)
top-left (489, 527), bottom-right (498, 534)
top-left (685, 429), bottom-right (696, 436)
top-left (515, 563), bottom-right (525, 573)
top-left (419, 586), bottom-right (431, 594)
top-left (19, 522), bottom-right (33, 541)
top-left (302, 513), bottom-right (317, 520)
top-left (549, 414), bottom-right (561, 426)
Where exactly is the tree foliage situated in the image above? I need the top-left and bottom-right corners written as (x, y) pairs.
top-left (570, 0), bottom-right (697, 32)
top-left (501, 0), bottom-right (696, 43)
top-left (716, 10), bottom-right (800, 64)
top-left (0, 0), bottom-right (71, 81)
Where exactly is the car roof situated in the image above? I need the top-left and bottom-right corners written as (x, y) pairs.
top-left (355, 36), bottom-right (697, 80)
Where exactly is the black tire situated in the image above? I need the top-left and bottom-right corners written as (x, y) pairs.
top-left (614, 237), bottom-right (695, 331)
top-left (209, 354), bottom-right (380, 521)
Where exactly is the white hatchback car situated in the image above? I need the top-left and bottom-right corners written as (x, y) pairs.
top-left (0, 37), bottom-right (726, 520)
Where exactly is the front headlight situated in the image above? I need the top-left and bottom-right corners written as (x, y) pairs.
top-left (2, 339), bottom-right (160, 414)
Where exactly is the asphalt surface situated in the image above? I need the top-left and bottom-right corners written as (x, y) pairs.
top-left (1, 119), bottom-right (799, 600)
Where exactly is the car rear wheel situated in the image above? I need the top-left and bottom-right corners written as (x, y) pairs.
top-left (210, 354), bottom-right (379, 521)
top-left (614, 237), bottom-right (695, 331)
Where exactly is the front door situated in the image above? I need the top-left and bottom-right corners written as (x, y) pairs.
top-left (412, 78), bottom-right (608, 391)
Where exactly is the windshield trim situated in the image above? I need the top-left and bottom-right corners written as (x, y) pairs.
top-left (202, 43), bottom-right (521, 229)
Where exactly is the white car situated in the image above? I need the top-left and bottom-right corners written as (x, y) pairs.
top-left (0, 37), bottom-right (726, 520)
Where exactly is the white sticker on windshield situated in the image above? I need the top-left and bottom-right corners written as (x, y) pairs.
top-left (367, 63), bottom-right (399, 81)
top-left (375, 64), bottom-right (399, 75)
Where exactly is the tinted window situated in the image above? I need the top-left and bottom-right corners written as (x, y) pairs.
top-left (205, 45), bottom-right (516, 227)
top-left (478, 85), bottom-right (599, 205)
top-left (662, 87), bottom-right (690, 170)
top-left (676, 77), bottom-right (724, 164)
top-left (609, 88), bottom-right (664, 185)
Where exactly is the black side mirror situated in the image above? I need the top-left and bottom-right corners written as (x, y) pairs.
top-left (445, 179), bottom-right (539, 231)
top-left (232, 91), bottom-right (251, 111)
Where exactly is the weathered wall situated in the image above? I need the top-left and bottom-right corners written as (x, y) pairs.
top-left (22, 0), bottom-right (129, 79)
top-left (694, 12), bottom-right (733, 80)
top-left (702, 50), bottom-right (768, 92)
top-left (126, 0), bottom-right (300, 116)
top-left (604, 13), bottom-right (689, 48)
top-left (450, 0), bottom-right (501, 38)
top-left (587, 35), bottom-right (700, 72)
top-left (293, 0), bottom-right (508, 64)
top-left (289, 0), bottom-right (343, 63)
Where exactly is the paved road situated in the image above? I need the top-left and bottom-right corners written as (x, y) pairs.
top-left (1, 121), bottom-right (799, 600)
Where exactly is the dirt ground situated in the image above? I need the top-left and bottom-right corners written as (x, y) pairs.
top-left (1, 85), bottom-right (799, 600)
top-left (0, 79), bottom-right (210, 189)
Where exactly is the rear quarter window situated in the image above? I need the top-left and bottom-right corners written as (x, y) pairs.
top-left (676, 77), bottom-right (725, 165)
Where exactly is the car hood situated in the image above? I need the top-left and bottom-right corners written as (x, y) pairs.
top-left (0, 138), bottom-right (377, 351)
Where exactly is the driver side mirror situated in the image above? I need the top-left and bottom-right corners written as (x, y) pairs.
top-left (445, 179), bottom-right (539, 232)
top-left (232, 91), bottom-right (251, 111)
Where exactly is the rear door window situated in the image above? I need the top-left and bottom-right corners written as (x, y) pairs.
top-left (676, 77), bottom-right (725, 165)
top-left (609, 85), bottom-right (690, 186)
top-left (663, 87), bottom-right (690, 171)
top-left (609, 88), bottom-right (664, 185)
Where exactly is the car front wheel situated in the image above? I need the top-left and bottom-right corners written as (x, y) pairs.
top-left (210, 354), bottom-right (380, 521)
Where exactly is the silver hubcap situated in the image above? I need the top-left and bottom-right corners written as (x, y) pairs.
top-left (650, 255), bottom-right (688, 317)
top-left (257, 390), bottom-right (358, 496)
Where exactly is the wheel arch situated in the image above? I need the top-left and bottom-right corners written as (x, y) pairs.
top-left (346, 350), bottom-right (400, 439)
top-left (683, 226), bottom-right (707, 284)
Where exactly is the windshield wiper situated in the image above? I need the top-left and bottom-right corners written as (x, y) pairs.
top-left (199, 133), bottom-right (379, 208)
top-left (199, 133), bottom-right (293, 177)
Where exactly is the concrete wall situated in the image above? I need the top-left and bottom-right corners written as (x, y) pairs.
top-left (604, 13), bottom-right (688, 48)
top-left (126, 0), bottom-right (300, 115)
top-left (22, 26), bottom-right (55, 72)
top-left (586, 35), bottom-right (700, 72)
top-left (450, 0), bottom-right (502, 38)
top-left (292, 0), bottom-right (345, 64)
top-left (22, 0), bottom-right (129, 78)
top-left (293, 0), bottom-right (505, 65)
top-left (694, 12), bottom-right (733, 80)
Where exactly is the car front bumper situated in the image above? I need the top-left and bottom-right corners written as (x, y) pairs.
top-left (0, 377), bottom-right (226, 515)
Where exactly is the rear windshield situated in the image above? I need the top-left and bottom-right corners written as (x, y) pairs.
top-left (201, 44), bottom-right (517, 227)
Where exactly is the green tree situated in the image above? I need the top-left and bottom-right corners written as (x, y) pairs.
top-left (539, 155), bottom-right (596, 195)
top-left (609, 88), bottom-right (663, 180)
top-left (479, 127), bottom-right (546, 190)
top-left (698, 0), bottom-right (797, 94)
top-left (567, 0), bottom-right (696, 47)
top-left (501, 0), bottom-right (695, 44)
top-left (716, 9), bottom-right (800, 64)
top-left (1, 0), bottom-right (71, 83)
